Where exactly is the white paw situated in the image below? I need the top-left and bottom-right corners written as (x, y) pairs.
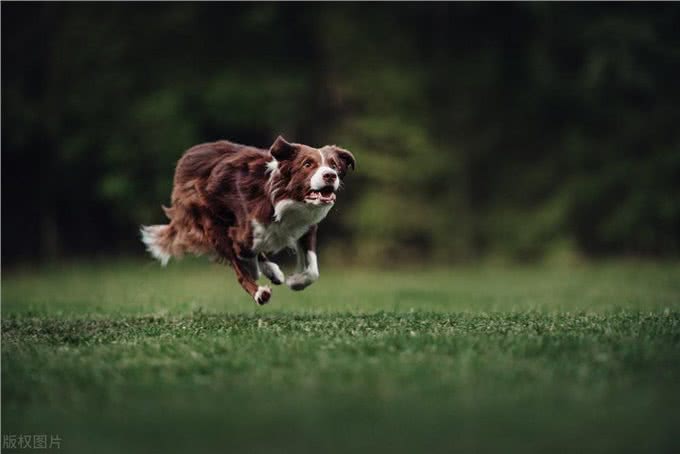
top-left (261, 261), bottom-right (285, 285)
top-left (285, 272), bottom-right (316, 291)
top-left (253, 286), bottom-right (272, 305)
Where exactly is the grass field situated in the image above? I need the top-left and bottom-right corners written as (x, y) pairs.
top-left (2, 260), bottom-right (680, 453)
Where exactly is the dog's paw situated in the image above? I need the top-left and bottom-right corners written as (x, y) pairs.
top-left (253, 286), bottom-right (272, 305)
top-left (285, 273), bottom-right (314, 291)
top-left (261, 261), bottom-right (285, 285)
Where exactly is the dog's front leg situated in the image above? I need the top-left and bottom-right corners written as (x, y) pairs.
top-left (258, 253), bottom-right (285, 285)
top-left (286, 225), bottom-right (319, 291)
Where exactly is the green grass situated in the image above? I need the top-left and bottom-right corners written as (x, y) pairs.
top-left (2, 260), bottom-right (680, 453)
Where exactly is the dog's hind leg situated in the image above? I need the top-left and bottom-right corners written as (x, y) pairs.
top-left (231, 256), bottom-right (271, 305)
top-left (212, 225), bottom-right (270, 305)
top-left (258, 253), bottom-right (285, 285)
top-left (240, 256), bottom-right (261, 280)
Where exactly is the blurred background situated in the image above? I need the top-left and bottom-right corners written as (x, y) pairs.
top-left (3, 2), bottom-right (680, 266)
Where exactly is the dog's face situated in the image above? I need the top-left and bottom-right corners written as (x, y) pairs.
top-left (268, 136), bottom-right (356, 206)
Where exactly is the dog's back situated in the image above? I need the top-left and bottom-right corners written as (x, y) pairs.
top-left (173, 140), bottom-right (252, 183)
top-left (141, 140), bottom-right (268, 264)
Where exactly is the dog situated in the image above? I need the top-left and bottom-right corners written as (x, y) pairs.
top-left (141, 136), bottom-right (356, 305)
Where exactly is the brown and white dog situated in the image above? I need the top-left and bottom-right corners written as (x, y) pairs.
top-left (141, 136), bottom-right (355, 305)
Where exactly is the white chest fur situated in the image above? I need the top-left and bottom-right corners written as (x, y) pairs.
top-left (251, 199), bottom-right (332, 253)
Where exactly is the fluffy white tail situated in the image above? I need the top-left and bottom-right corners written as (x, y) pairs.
top-left (140, 225), bottom-right (172, 266)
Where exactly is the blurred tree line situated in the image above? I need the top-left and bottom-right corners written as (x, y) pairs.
top-left (3, 3), bottom-right (680, 265)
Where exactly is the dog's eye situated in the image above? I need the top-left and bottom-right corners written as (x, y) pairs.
top-left (330, 162), bottom-right (337, 170)
top-left (303, 161), bottom-right (313, 168)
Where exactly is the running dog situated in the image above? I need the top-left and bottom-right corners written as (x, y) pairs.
top-left (141, 136), bottom-right (356, 305)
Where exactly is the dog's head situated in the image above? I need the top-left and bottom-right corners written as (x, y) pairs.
top-left (267, 136), bottom-right (356, 206)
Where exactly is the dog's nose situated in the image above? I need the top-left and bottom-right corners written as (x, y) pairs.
top-left (323, 172), bottom-right (337, 183)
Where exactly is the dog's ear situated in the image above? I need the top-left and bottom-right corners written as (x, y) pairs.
top-left (335, 147), bottom-right (356, 172)
top-left (270, 136), bottom-right (297, 161)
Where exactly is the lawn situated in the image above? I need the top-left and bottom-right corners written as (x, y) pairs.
top-left (2, 260), bottom-right (680, 453)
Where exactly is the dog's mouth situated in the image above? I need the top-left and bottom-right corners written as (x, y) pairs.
top-left (305, 186), bottom-right (336, 204)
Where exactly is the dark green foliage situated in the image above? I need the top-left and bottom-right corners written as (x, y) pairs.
top-left (2, 261), bottom-right (680, 453)
top-left (2, 4), bottom-right (680, 263)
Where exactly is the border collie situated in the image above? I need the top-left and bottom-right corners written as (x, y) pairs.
top-left (141, 136), bottom-right (356, 305)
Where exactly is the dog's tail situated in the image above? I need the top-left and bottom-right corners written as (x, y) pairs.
top-left (140, 224), bottom-right (175, 266)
